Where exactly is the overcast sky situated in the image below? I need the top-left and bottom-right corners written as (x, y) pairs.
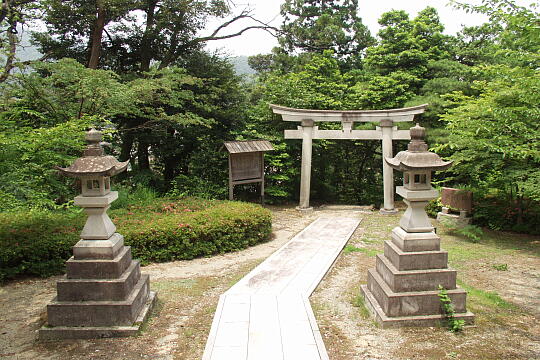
top-left (203, 0), bottom-right (532, 57)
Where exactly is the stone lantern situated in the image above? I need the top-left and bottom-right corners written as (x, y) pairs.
top-left (361, 124), bottom-right (474, 327)
top-left (386, 124), bottom-right (451, 233)
top-left (39, 128), bottom-right (156, 340)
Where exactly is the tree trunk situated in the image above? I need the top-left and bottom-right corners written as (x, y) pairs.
top-left (88, 1), bottom-right (106, 69)
top-left (119, 131), bottom-right (134, 162)
top-left (140, 0), bottom-right (157, 72)
top-left (137, 139), bottom-right (150, 170)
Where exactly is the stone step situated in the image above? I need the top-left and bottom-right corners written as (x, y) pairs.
top-left (46, 274), bottom-right (149, 327)
top-left (361, 284), bottom-right (475, 329)
top-left (391, 227), bottom-right (440, 252)
top-left (384, 240), bottom-right (448, 271)
top-left (375, 254), bottom-right (457, 292)
top-left (66, 246), bottom-right (132, 279)
top-left (57, 260), bottom-right (141, 301)
top-left (367, 269), bottom-right (467, 317)
top-left (73, 233), bottom-right (124, 260)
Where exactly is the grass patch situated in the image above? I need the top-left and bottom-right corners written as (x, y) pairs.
top-left (351, 294), bottom-right (371, 319)
top-left (343, 244), bottom-right (380, 257)
top-left (458, 280), bottom-right (516, 310)
top-left (492, 263), bottom-right (508, 271)
top-left (152, 278), bottom-right (215, 297)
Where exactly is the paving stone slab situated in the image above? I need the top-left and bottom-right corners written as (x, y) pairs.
top-left (202, 217), bottom-right (360, 360)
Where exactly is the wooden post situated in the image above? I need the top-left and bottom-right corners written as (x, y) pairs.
top-left (228, 155), bottom-right (234, 200)
top-left (260, 152), bottom-right (265, 204)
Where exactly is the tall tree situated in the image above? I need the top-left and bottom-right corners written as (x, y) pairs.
top-left (33, 0), bottom-right (278, 72)
top-left (0, 0), bottom-right (41, 82)
top-left (279, 0), bottom-right (374, 58)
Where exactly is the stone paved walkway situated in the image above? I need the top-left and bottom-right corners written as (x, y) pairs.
top-left (202, 217), bottom-right (361, 360)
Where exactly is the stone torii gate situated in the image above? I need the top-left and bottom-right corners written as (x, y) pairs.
top-left (270, 104), bottom-right (428, 212)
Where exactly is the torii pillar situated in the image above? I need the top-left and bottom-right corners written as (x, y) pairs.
top-left (379, 119), bottom-right (397, 214)
top-left (270, 104), bottom-right (428, 212)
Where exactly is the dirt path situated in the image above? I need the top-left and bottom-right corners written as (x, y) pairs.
top-left (1, 205), bottom-right (539, 360)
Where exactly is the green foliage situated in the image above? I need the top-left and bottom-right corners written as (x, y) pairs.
top-left (0, 198), bottom-right (271, 281)
top-left (1, 58), bottom-right (129, 124)
top-left (492, 263), bottom-right (508, 271)
top-left (457, 279), bottom-right (516, 310)
top-left (33, 0), bottom-right (234, 72)
top-left (438, 285), bottom-right (465, 332)
top-left (439, 218), bottom-right (484, 243)
top-left (110, 185), bottom-right (159, 210)
top-left (0, 210), bottom-right (85, 280)
top-left (351, 294), bottom-right (371, 319)
top-left (125, 201), bottom-right (271, 263)
top-left (167, 174), bottom-right (227, 199)
top-left (343, 244), bottom-right (379, 256)
top-left (426, 197), bottom-right (443, 218)
top-left (279, 0), bottom-right (374, 60)
top-left (436, 65), bottom-right (540, 219)
top-left (0, 116), bottom-right (95, 210)
top-left (471, 195), bottom-right (540, 234)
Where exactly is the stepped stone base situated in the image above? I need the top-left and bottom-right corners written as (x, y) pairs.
top-left (367, 269), bottom-right (467, 317)
top-left (384, 240), bottom-right (447, 271)
top-left (39, 291), bottom-right (157, 340)
top-left (57, 261), bottom-right (141, 301)
top-left (376, 254), bottom-right (457, 292)
top-left (391, 227), bottom-right (440, 252)
top-left (362, 225), bottom-right (474, 327)
top-left (361, 285), bottom-right (474, 328)
top-left (47, 275), bottom-right (150, 327)
top-left (41, 231), bottom-right (156, 339)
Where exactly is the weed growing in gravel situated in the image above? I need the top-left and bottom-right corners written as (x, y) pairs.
top-left (343, 244), bottom-right (380, 257)
top-left (352, 294), bottom-right (371, 319)
top-left (492, 263), bottom-right (508, 271)
top-left (438, 285), bottom-right (465, 332)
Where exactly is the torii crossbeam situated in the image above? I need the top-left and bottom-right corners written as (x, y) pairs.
top-left (270, 104), bottom-right (428, 212)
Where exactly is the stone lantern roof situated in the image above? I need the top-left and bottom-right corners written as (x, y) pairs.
top-left (385, 123), bottom-right (452, 172)
top-left (56, 128), bottom-right (129, 177)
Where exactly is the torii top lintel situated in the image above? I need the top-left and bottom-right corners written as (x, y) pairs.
top-left (269, 103), bottom-right (428, 122)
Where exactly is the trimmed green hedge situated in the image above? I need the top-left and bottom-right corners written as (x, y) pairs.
top-left (0, 199), bottom-right (272, 281)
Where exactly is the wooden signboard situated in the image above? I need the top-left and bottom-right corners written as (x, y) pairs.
top-left (223, 140), bottom-right (274, 203)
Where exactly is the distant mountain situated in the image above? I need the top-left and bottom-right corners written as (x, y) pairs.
top-left (230, 56), bottom-right (256, 76)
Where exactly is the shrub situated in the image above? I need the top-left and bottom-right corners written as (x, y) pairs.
top-left (0, 210), bottom-right (85, 280)
top-left (0, 198), bottom-right (271, 281)
top-left (426, 197), bottom-right (443, 218)
top-left (472, 196), bottom-right (540, 235)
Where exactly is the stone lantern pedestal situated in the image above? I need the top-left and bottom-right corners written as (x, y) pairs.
top-left (360, 124), bottom-right (474, 327)
top-left (39, 129), bottom-right (156, 340)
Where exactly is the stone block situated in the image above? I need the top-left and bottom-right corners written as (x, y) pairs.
top-left (437, 212), bottom-right (472, 226)
top-left (57, 261), bottom-right (141, 301)
top-left (47, 274), bottom-right (149, 327)
top-left (396, 186), bottom-right (439, 202)
top-left (399, 199), bottom-right (434, 233)
top-left (73, 233), bottom-right (124, 260)
top-left (384, 240), bottom-right (448, 271)
top-left (361, 284), bottom-right (475, 328)
top-left (375, 254), bottom-right (457, 292)
top-left (40, 291), bottom-right (157, 340)
top-left (391, 227), bottom-right (440, 252)
top-left (367, 269), bottom-right (467, 317)
top-left (66, 246), bottom-right (132, 279)
top-left (441, 187), bottom-right (472, 213)
top-left (74, 191), bottom-right (118, 207)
